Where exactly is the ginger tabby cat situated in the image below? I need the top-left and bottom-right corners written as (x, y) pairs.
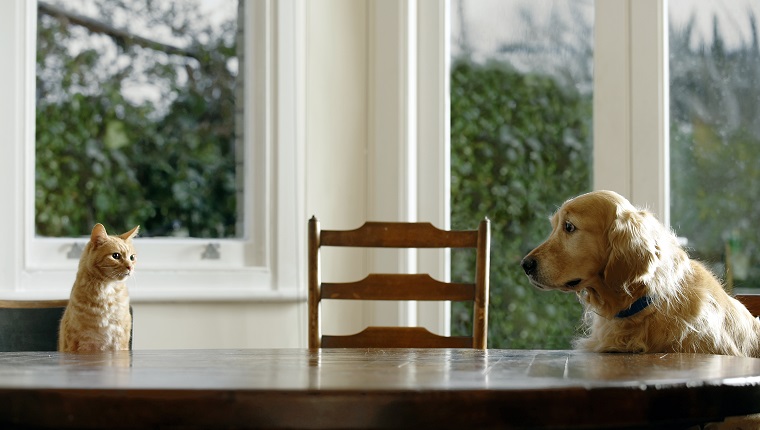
top-left (58, 223), bottom-right (139, 352)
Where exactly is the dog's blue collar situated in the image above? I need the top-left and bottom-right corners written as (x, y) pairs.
top-left (615, 296), bottom-right (654, 318)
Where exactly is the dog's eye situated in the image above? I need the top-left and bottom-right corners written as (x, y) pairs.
top-left (564, 221), bottom-right (576, 233)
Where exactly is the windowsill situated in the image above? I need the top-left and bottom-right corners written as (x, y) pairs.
top-left (0, 286), bottom-right (305, 303)
top-left (2, 266), bottom-right (305, 303)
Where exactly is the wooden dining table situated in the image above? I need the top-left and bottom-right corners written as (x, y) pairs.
top-left (1, 348), bottom-right (760, 429)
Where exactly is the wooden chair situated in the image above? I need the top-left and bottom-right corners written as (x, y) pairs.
top-left (0, 300), bottom-right (133, 351)
top-left (308, 217), bottom-right (490, 349)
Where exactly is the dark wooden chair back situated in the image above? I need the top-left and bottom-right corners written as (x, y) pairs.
top-left (0, 300), bottom-right (68, 352)
top-left (0, 300), bottom-right (133, 352)
top-left (308, 217), bottom-right (490, 349)
top-left (736, 295), bottom-right (760, 318)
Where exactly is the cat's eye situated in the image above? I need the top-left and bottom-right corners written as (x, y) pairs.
top-left (129, 255), bottom-right (136, 261)
top-left (112, 253), bottom-right (121, 260)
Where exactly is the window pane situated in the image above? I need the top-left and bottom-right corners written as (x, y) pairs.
top-left (450, 0), bottom-right (593, 348)
top-left (670, 1), bottom-right (760, 291)
top-left (36, 0), bottom-right (241, 238)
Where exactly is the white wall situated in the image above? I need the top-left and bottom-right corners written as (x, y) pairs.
top-left (132, 302), bottom-right (303, 349)
top-left (132, 0), bottom-right (370, 349)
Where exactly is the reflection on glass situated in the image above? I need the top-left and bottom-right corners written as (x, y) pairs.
top-left (669, 0), bottom-right (760, 290)
top-left (450, 1), bottom-right (593, 348)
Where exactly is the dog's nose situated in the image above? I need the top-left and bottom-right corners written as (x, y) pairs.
top-left (521, 257), bottom-right (537, 276)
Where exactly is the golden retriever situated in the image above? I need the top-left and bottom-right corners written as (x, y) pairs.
top-left (521, 190), bottom-right (760, 357)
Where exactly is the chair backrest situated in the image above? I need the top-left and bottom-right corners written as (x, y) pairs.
top-left (0, 300), bottom-right (134, 352)
top-left (308, 217), bottom-right (490, 349)
top-left (0, 300), bottom-right (69, 352)
top-left (736, 295), bottom-right (760, 317)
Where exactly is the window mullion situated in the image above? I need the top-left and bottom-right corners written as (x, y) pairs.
top-left (593, 0), bottom-right (669, 223)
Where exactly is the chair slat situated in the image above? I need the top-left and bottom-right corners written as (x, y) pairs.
top-left (321, 274), bottom-right (475, 301)
top-left (321, 326), bottom-right (473, 348)
top-left (320, 222), bottom-right (478, 248)
top-left (0, 300), bottom-right (68, 309)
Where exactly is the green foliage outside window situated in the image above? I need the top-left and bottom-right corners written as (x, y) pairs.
top-left (35, 1), bottom-right (238, 238)
top-left (449, 60), bottom-right (592, 349)
top-left (670, 17), bottom-right (760, 288)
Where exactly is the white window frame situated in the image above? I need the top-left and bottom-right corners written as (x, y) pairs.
top-left (594, 0), bottom-right (669, 223)
top-left (0, 0), bottom-right (305, 301)
top-left (365, 0), bottom-right (451, 335)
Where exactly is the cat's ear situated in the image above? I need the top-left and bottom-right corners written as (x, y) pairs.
top-left (90, 223), bottom-right (109, 247)
top-left (119, 225), bottom-right (140, 241)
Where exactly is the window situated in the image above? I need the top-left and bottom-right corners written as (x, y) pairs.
top-left (669, 0), bottom-right (760, 292)
top-left (0, 0), bottom-right (303, 300)
top-left (450, 0), bottom-right (593, 348)
top-left (36, 0), bottom-right (241, 240)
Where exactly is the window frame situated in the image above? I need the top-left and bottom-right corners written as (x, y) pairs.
top-left (593, 0), bottom-right (669, 223)
top-left (0, 0), bottom-right (305, 301)
top-left (364, 0), bottom-right (451, 335)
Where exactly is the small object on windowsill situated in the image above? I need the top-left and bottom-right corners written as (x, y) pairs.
top-left (67, 243), bottom-right (85, 259)
top-left (201, 243), bottom-right (221, 260)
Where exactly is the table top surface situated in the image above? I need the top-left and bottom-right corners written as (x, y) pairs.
top-left (2, 348), bottom-right (760, 429)
top-left (1, 348), bottom-right (760, 390)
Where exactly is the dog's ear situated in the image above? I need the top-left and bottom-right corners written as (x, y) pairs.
top-left (604, 208), bottom-right (659, 291)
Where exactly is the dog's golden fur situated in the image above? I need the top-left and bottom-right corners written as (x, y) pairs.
top-left (522, 190), bottom-right (760, 357)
